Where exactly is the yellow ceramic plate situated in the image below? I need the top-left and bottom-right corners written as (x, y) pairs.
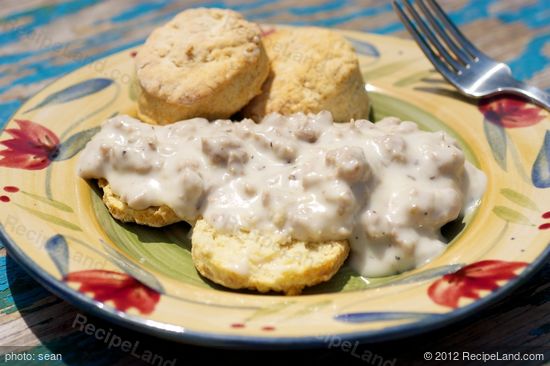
top-left (1, 29), bottom-right (549, 347)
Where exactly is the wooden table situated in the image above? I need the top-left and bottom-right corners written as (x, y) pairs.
top-left (1, 1), bottom-right (548, 364)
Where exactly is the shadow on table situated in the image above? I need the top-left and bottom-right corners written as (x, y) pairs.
top-left (4, 254), bottom-right (550, 366)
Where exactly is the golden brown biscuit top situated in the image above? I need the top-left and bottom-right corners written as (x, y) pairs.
top-left (264, 27), bottom-right (358, 93)
top-left (136, 8), bottom-right (264, 104)
top-left (241, 27), bottom-right (370, 122)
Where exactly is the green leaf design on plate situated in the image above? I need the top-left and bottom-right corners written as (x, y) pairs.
top-left (54, 126), bottom-right (100, 161)
top-left (305, 264), bottom-right (465, 294)
top-left (100, 240), bottom-right (165, 294)
top-left (245, 301), bottom-right (295, 322)
top-left (362, 60), bottom-right (415, 80)
top-left (492, 206), bottom-right (532, 225)
top-left (90, 186), bottom-right (209, 288)
top-left (21, 191), bottom-right (73, 212)
top-left (412, 87), bottom-right (474, 104)
top-left (304, 266), bottom-right (368, 293)
top-left (483, 118), bottom-right (507, 170)
top-left (13, 203), bottom-right (81, 231)
top-left (285, 300), bottom-right (332, 320)
top-left (128, 74), bottom-right (139, 102)
top-left (394, 70), bottom-right (436, 87)
top-left (372, 264), bottom-right (464, 288)
top-left (500, 188), bottom-right (538, 211)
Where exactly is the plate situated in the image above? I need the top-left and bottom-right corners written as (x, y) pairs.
top-left (1, 28), bottom-right (549, 348)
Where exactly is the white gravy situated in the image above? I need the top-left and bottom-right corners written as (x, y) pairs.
top-left (78, 112), bottom-right (486, 277)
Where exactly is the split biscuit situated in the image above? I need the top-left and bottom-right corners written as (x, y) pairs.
top-left (191, 219), bottom-right (350, 295)
top-left (98, 179), bottom-right (180, 227)
top-left (98, 180), bottom-right (349, 294)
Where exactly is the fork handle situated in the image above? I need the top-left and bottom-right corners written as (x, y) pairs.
top-left (503, 80), bottom-right (550, 111)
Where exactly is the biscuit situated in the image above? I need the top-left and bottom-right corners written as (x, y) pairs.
top-left (242, 27), bottom-right (370, 122)
top-left (135, 8), bottom-right (269, 124)
top-left (98, 179), bottom-right (180, 227)
top-left (191, 219), bottom-right (350, 295)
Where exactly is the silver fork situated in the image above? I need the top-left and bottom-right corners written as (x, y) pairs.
top-left (393, 0), bottom-right (550, 110)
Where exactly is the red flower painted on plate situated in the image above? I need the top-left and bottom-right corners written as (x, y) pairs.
top-left (65, 270), bottom-right (160, 315)
top-left (0, 119), bottom-right (60, 170)
top-left (427, 260), bottom-right (528, 308)
top-left (478, 96), bottom-right (545, 128)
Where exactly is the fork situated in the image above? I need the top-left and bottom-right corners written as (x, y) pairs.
top-left (393, 0), bottom-right (550, 110)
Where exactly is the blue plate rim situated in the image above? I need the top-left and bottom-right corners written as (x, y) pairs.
top-left (2, 225), bottom-right (549, 349)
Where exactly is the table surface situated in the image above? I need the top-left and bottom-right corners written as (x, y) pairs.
top-left (0, 0), bottom-right (548, 365)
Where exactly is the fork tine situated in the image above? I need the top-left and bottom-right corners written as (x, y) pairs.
top-left (416, 0), bottom-right (472, 65)
top-left (400, 0), bottom-right (462, 72)
top-left (392, 1), bottom-right (456, 78)
top-left (426, 0), bottom-right (481, 60)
